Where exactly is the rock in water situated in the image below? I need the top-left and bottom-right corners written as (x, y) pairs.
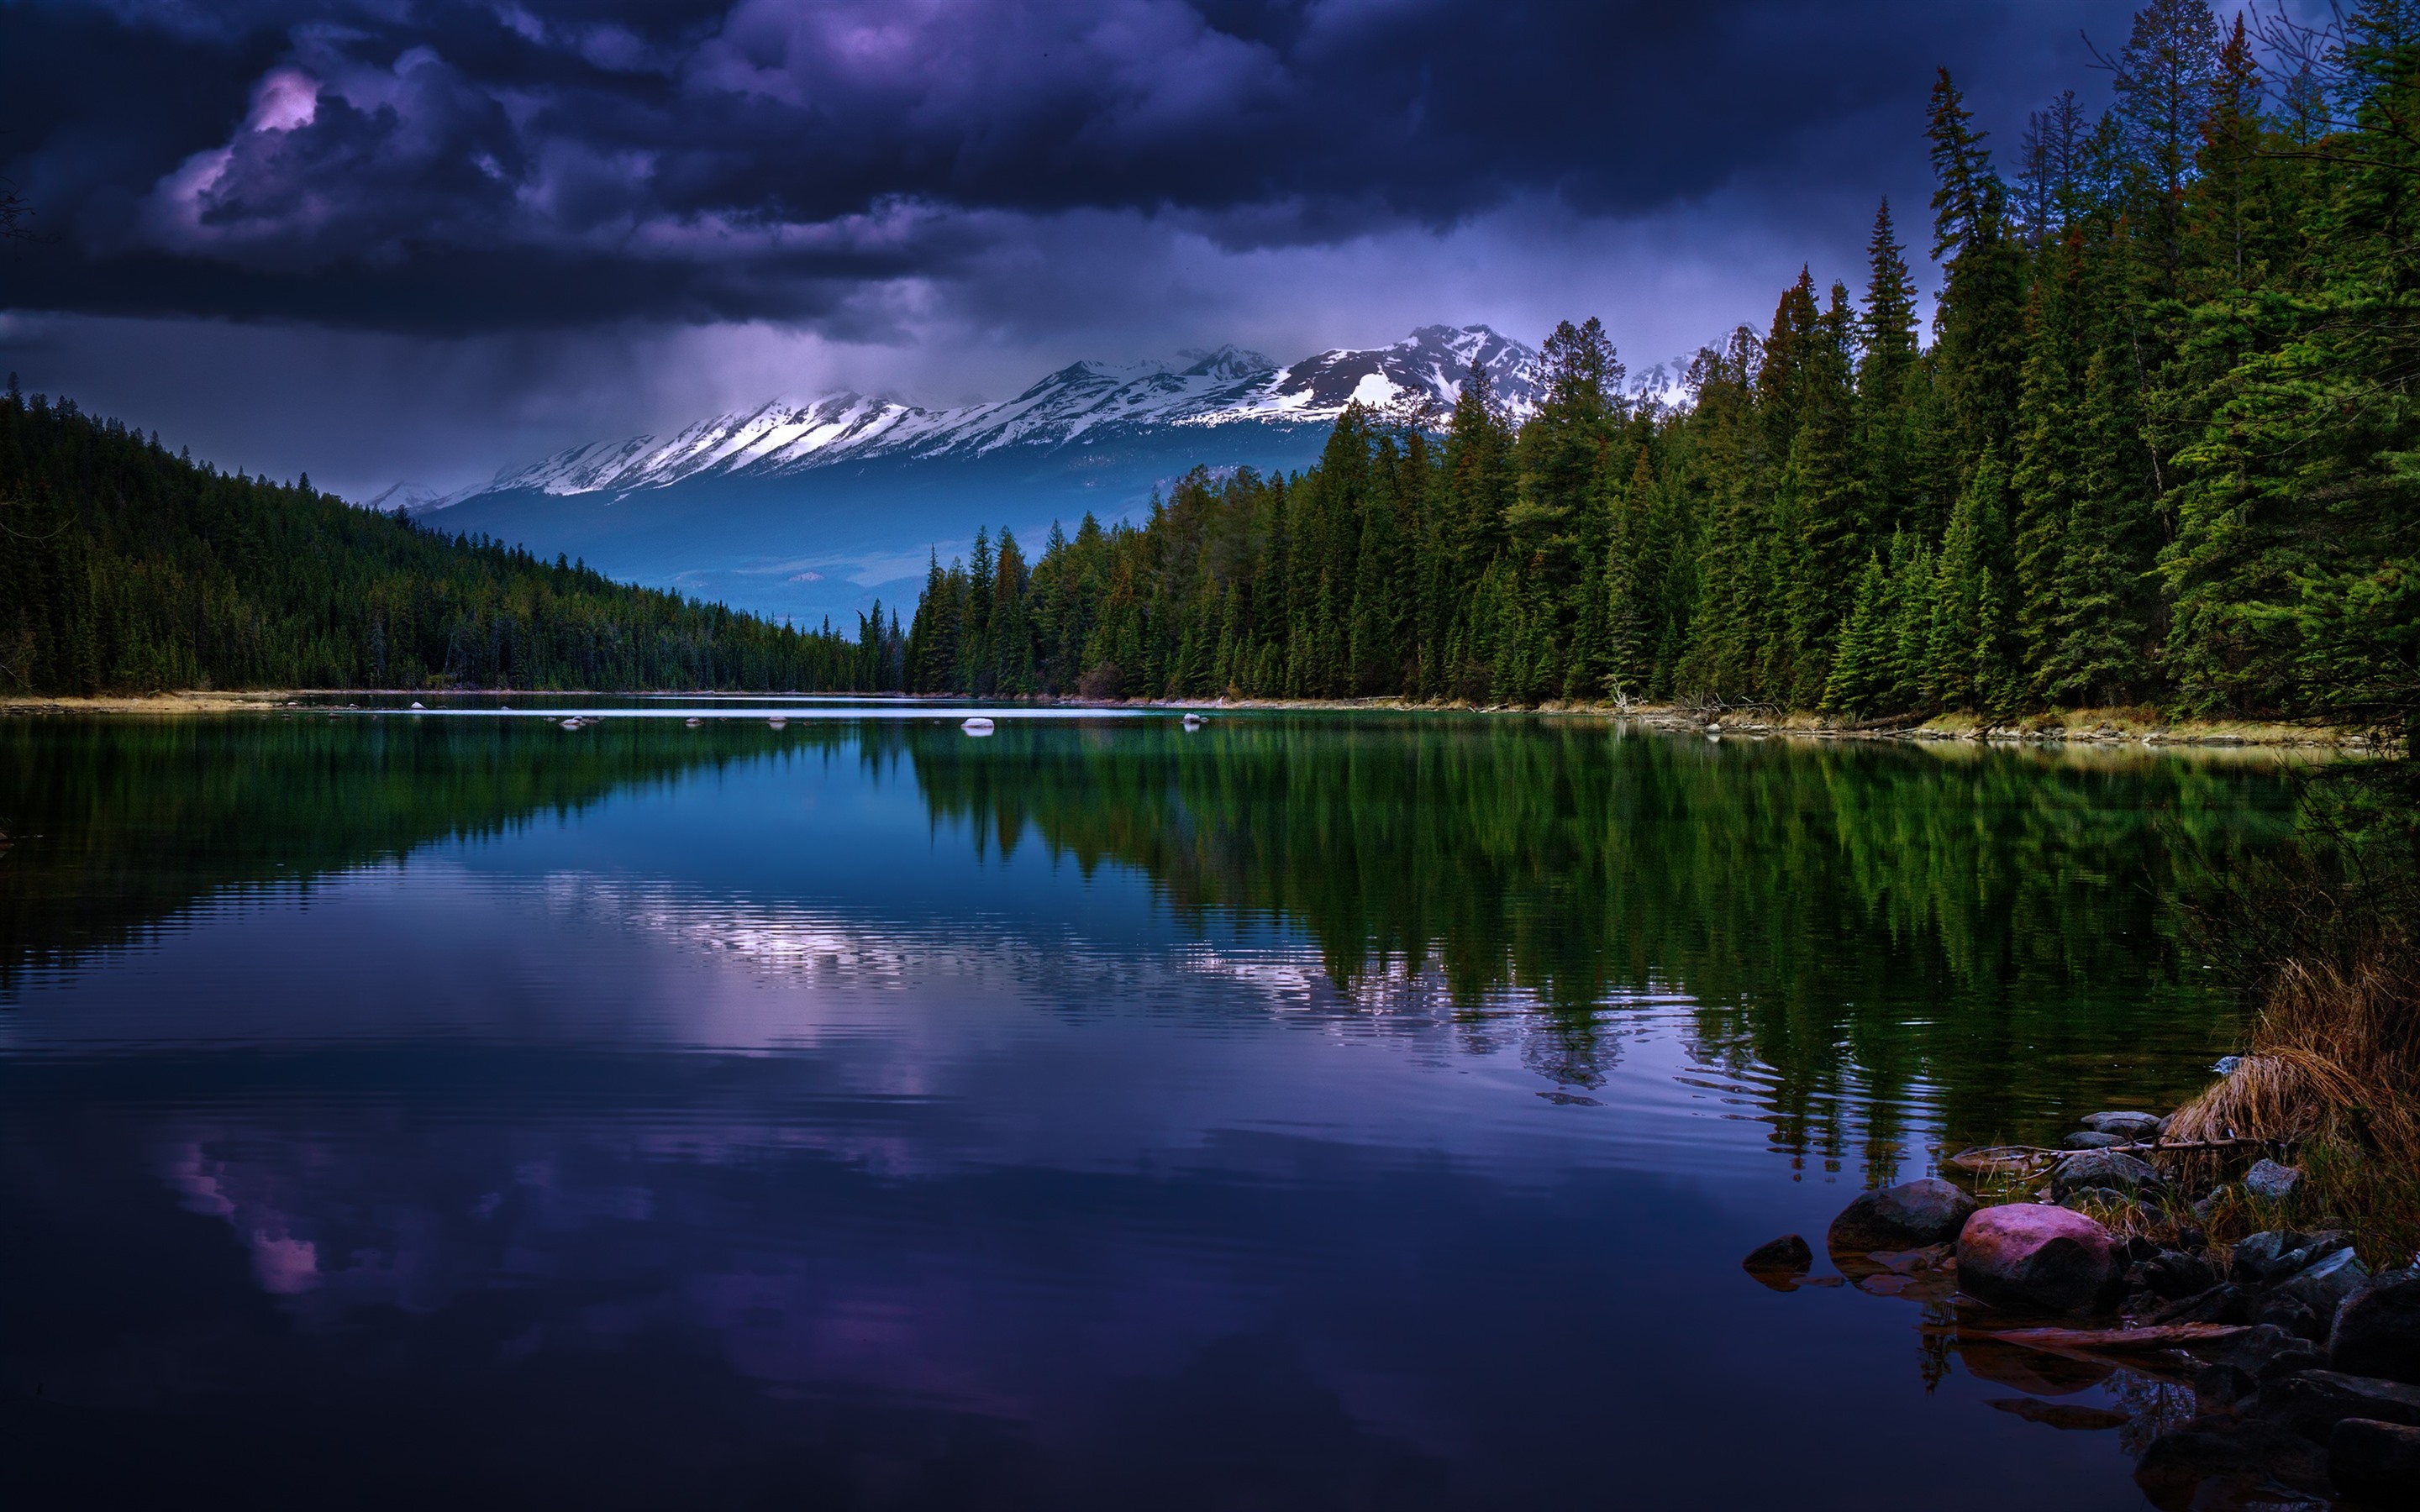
top-left (2051, 1148), bottom-right (2165, 1200)
top-left (1827, 1179), bottom-right (1979, 1253)
top-left (1957, 1205), bottom-right (2123, 1316)
top-left (2259, 1369), bottom-right (2420, 1441)
top-left (2333, 1273), bottom-right (2420, 1386)
top-left (2243, 1158), bottom-right (2303, 1201)
top-left (2061, 1131), bottom-right (2124, 1150)
top-left (2081, 1110), bottom-right (2164, 1139)
top-left (2136, 1416), bottom-right (2323, 1510)
top-left (1741, 1234), bottom-right (1813, 1289)
top-left (2329, 1418), bottom-right (2420, 1501)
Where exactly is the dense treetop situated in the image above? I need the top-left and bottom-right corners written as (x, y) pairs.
top-left (908, 1), bottom-right (2420, 749)
top-left (0, 389), bottom-right (902, 694)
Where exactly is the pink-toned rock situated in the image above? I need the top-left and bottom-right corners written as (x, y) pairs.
top-left (1957, 1205), bottom-right (2123, 1316)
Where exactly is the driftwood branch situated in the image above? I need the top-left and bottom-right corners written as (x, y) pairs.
top-left (1947, 1137), bottom-right (2286, 1173)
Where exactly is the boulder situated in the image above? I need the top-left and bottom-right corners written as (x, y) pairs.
top-left (2135, 1249), bottom-right (2220, 1302)
top-left (2257, 1369), bottom-right (2420, 1441)
top-left (1741, 1234), bottom-right (1812, 1289)
top-left (2081, 1110), bottom-right (2164, 1140)
top-left (2061, 1131), bottom-right (2124, 1150)
top-left (1827, 1178), bottom-right (1978, 1254)
top-left (2332, 1272), bottom-right (2420, 1386)
top-left (2233, 1229), bottom-right (2313, 1284)
top-left (2051, 1148), bottom-right (2164, 1199)
top-left (1957, 1205), bottom-right (2123, 1316)
top-left (2275, 1247), bottom-right (2369, 1319)
top-left (2329, 1418), bottom-right (2420, 1503)
top-left (2243, 1158), bottom-right (2303, 1202)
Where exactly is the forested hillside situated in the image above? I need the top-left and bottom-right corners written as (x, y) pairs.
top-left (0, 389), bottom-right (904, 693)
top-left (907, 3), bottom-right (2420, 743)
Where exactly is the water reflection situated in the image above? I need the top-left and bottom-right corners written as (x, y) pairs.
top-left (0, 713), bottom-right (2306, 1509)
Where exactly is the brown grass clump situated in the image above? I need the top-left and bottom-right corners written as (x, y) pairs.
top-left (2165, 950), bottom-right (2420, 1263)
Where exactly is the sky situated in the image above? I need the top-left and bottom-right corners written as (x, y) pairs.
top-left (0, 0), bottom-right (2148, 500)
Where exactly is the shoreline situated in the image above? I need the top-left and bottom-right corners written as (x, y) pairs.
top-left (0, 688), bottom-right (2374, 749)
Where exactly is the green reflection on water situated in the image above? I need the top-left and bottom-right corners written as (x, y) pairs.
top-left (903, 716), bottom-right (2306, 1168)
top-left (0, 712), bottom-right (2306, 1173)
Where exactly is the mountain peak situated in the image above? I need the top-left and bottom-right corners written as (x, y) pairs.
top-left (447, 325), bottom-right (1543, 502)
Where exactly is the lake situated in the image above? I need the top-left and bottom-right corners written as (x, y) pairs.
top-left (0, 706), bottom-right (2309, 1509)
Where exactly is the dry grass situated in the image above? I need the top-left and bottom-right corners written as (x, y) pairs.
top-left (2165, 950), bottom-right (2420, 1263)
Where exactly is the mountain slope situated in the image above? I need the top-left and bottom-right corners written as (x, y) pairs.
top-left (425, 327), bottom-right (1539, 623)
top-left (0, 393), bottom-right (891, 693)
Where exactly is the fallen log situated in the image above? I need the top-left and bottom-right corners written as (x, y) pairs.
top-left (1988, 1324), bottom-right (2249, 1352)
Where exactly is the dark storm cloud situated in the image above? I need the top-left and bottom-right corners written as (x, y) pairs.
top-left (2, 0), bottom-right (2116, 333)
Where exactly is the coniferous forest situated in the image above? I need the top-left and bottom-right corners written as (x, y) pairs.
top-left (0, 388), bottom-right (906, 693)
top-left (907, 5), bottom-right (2420, 745)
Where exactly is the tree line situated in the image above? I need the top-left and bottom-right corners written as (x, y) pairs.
top-left (907, 1), bottom-right (2420, 745)
top-left (0, 388), bottom-right (906, 694)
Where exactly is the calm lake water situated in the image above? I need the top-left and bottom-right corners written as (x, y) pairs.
top-left (0, 707), bottom-right (2310, 1509)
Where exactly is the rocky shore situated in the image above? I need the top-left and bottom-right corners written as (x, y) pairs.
top-left (1746, 1112), bottom-right (2420, 1509)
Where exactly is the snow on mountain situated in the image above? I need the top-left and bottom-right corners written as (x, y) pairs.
top-left (449, 326), bottom-right (1539, 504)
top-left (363, 480), bottom-right (460, 514)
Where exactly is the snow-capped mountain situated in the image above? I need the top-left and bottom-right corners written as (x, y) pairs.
top-left (415, 326), bottom-right (1540, 627)
top-left (450, 326), bottom-right (1540, 504)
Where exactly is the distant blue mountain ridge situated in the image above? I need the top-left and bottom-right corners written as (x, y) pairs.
top-left (408, 325), bottom-right (1544, 627)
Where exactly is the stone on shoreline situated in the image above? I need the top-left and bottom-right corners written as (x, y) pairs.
top-left (2332, 1272), bottom-right (2420, 1386)
top-left (2329, 1418), bottom-right (2420, 1501)
top-left (2243, 1158), bottom-right (2303, 1201)
top-left (2275, 1246), bottom-right (2369, 1319)
top-left (2060, 1131), bottom-right (2123, 1150)
top-left (2081, 1110), bottom-right (2164, 1139)
top-left (1827, 1178), bottom-right (1977, 1254)
top-left (2051, 1148), bottom-right (2164, 1200)
top-left (1957, 1205), bottom-right (2123, 1316)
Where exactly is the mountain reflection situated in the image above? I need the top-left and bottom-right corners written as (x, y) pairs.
top-left (1, 713), bottom-right (2299, 1158)
top-left (0, 711), bottom-right (2302, 1509)
top-left (902, 717), bottom-right (2298, 1154)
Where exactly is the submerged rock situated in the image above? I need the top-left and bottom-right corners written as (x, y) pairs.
top-left (2258, 1368), bottom-right (2420, 1441)
top-left (2135, 1415), bottom-right (2324, 1511)
top-left (1741, 1234), bottom-right (1813, 1289)
top-left (1827, 1178), bottom-right (1977, 1254)
top-left (2051, 1148), bottom-right (2164, 1199)
top-left (1985, 1396), bottom-right (2128, 1430)
top-left (1957, 1337), bottom-right (2115, 1396)
top-left (2081, 1110), bottom-right (2164, 1139)
top-left (2332, 1272), bottom-right (2420, 1386)
top-left (2330, 1417), bottom-right (2420, 1502)
top-left (2243, 1158), bottom-right (2303, 1202)
top-left (1957, 1205), bottom-right (2123, 1316)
